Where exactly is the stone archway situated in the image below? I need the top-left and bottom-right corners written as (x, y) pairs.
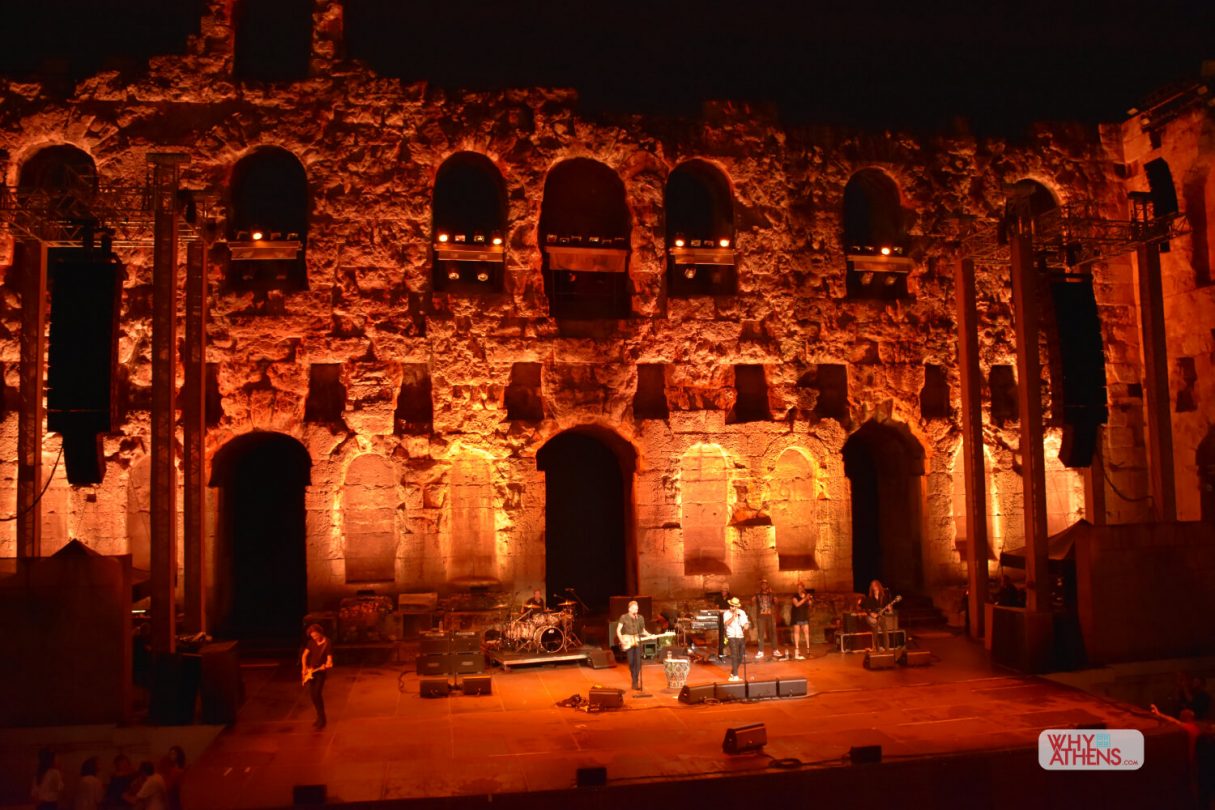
top-left (842, 420), bottom-right (925, 593)
top-left (209, 432), bottom-right (312, 640)
top-left (536, 428), bottom-right (635, 612)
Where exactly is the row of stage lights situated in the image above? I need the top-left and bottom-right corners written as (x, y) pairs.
top-left (234, 229), bottom-right (300, 242)
top-left (447, 268), bottom-right (493, 282)
top-left (671, 235), bottom-right (731, 249)
top-left (437, 231), bottom-right (503, 246)
top-left (544, 234), bottom-right (629, 247)
top-left (847, 244), bottom-right (905, 256)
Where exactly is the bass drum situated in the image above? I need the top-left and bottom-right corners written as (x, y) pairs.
top-left (536, 626), bottom-right (566, 653)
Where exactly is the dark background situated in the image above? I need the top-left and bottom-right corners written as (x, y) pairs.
top-left (0, 0), bottom-right (1212, 131)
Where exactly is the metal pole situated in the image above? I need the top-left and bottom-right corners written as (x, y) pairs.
top-left (954, 257), bottom-right (989, 639)
top-left (16, 239), bottom-right (47, 561)
top-left (1135, 242), bottom-right (1177, 521)
top-left (183, 237), bottom-right (208, 634)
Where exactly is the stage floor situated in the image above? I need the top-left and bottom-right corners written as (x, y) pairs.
top-left (182, 632), bottom-right (1190, 809)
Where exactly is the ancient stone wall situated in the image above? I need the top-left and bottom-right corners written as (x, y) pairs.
top-left (0, 0), bottom-right (1194, 624)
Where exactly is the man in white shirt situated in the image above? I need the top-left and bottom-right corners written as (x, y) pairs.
top-left (723, 597), bottom-right (750, 681)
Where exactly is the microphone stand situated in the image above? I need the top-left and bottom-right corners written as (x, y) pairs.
top-left (633, 625), bottom-right (653, 699)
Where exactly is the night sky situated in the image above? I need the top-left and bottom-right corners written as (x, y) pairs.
top-left (0, 0), bottom-right (1212, 132)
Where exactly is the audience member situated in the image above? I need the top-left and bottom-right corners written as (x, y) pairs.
top-left (31, 748), bottom-right (64, 810)
top-left (75, 756), bottom-right (104, 810)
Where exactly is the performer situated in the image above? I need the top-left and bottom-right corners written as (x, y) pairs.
top-left (723, 597), bottom-right (749, 681)
top-left (522, 588), bottom-right (546, 616)
top-left (790, 583), bottom-right (813, 660)
top-left (858, 579), bottom-right (893, 651)
top-left (615, 600), bottom-right (648, 691)
top-left (301, 623), bottom-right (333, 730)
top-left (752, 578), bottom-right (778, 659)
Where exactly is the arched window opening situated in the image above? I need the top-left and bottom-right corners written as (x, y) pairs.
top-left (233, 0), bottom-right (313, 82)
top-left (18, 145), bottom-right (98, 227)
top-left (681, 444), bottom-right (730, 576)
top-left (343, 454), bottom-right (398, 583)
top-left (843, 169), bottom-right (912, 299)
top-left (665, 160), bottom-right (736, 296)
top-left (772, 449), bottom-right (819, 571)
top-left (227, 147), bottom-right (308, 292)
top-left (539, 158), bottom-right (630, 320)
top-left (432, 152), bottom-right (507, 293)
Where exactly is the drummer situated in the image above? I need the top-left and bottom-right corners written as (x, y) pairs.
top-left (521, 588), bottom-right (546, 618)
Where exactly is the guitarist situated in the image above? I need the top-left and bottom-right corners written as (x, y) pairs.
top-left (858, 580), bottom-right (895, 651)
top-left (301, 623), bottom-right (333, 730)
top-left (615, 600), bottom-right (648, 691)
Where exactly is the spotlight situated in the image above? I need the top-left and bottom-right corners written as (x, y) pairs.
top-left (860, 271), bottom-right (874, 285)
top-left (683, 266), bottom-right (697, 279)
top-left (568, 272), bottom-right (577, 283)
top-left (251, 230), bottom-right (264, 241)
top-left (719, 238), bottom-right (731, 248)
top-left (473, 232), bottom-right (485, 244)
top-left (491, 233), bottom-right (503, 246)
top-left (880, 246), bottom-right (891, 256)
top-left (454, 233), bottom-right (466, 243)
top-left (235, 230), bottom-right (250, 241)
top-left (691, 238), bottom-right (703, 247)
top-left (546, 233), bottom-right (557, 244)
top-left (674, 234), bottom-right (686, 248)
top-left (447, 269), bottom-right (460, 281)
top-left (270, 231), bottom-right (283, 241)
top-left (893, 246), bottom-right (903, 255)
top-left (286, 232), bottom-right (299, 241)
top-left (476, 270), bottom-right (490, 282)
top-left (588, 235), bottom-right (601, 245)
top-left (883, 274), bottom-right (897, 286)
top-left (438, 232), bottom-right (449, 243)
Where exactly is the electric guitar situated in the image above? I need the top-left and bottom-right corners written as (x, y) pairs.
top-left (865, 595), bottom-right (902, 623)
top-left (619, 631), bottom-right (675, 651)
top-left (301, 662), bottom-right (331, 685)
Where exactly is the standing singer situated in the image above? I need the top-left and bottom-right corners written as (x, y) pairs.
top-left (615, 600), bottom-right (647, 691)
top-left (723, 597), bottom-right (749, 682)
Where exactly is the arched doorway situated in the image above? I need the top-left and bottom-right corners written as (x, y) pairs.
top-left (537, 429), bottom-right (634, 612)
top-left (843, 421), bottom-right (925, 594)
top-left (210, 433), bottom-right (311, 640)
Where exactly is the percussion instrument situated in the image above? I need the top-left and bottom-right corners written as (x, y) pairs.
top-left (532, 611), bottom-right (561, 629)
top-left (536, 626), bottom-right (566, 653)
top-left (662, 657), bottom-right (691, 690)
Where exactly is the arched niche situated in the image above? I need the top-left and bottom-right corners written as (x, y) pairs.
top-left (680, 444), bottom-right (730, 576)
top-left (209, 432), bottom-right (312, 639)
top-left (18, 144), bottom-right (98, 222)
top-left (432, 152), bottom-right (508, 292)
top-left (342, 454), bottom-right (398, 583)
top-left (665, 160), bottom-right (736, 296)
top-left (538, 158), bottom-right (631, 320)
top-left (843, 168), bottom-right (911, 299)
top-left (227, 146), bottom-right (309, 291)
top-left (842, 420), bottom-right (925, 593)
top-left (771, 448), bottom-right (818, 571)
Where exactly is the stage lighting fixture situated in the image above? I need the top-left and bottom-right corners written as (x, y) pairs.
top-left (719, 238), bottom-right (730, 248)
top-left (235, 230), bottom-right (250, 241)
top-left (473, 232), bottom-right (485, 244)
top-left (491, 233), bottom-right (503, 246)
top-left (860, 271), bottom-right (874, 285)
top-left (880, 246), bottom-right (891, 255)
top-left (251, 230), bottom-right (264, 241)
top-left (683, 266), bottom-right (697, 279)
top-left (447, 269), bottom-right (460, 281)
top-left (476, 271), bottom-right (490, 282)
top-left (453, 233), bottom-right (466, 243)
top-left (437, 232), bottom-right (449, 243)
top-left (883, 274), bottom-right (897, 286)
top-left (674, 234), bottom-right (686, 248)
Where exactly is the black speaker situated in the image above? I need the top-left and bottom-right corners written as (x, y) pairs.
top-left (746, 680), bottom-right (778, 699)
top-left (1050, 278), bottom-right (1108, 468)
top-left (451, 631), bottom-right (480, 654)
top-left (864, 652), bottom-right (897, 670)
top-left (61, 430), bottom-right (105, 486)
top-left (198, 641), bottom-right (242, 725)
top-left (588, 687), bottom-right (623, 709)
top-left (461, 675), bottom-right (492, 696)
top-left (584, 649), bottom-right (616, 669)
top-left (714, 681), bottom-right (746, 701)
top-left (46, 254), bottom-right (120, 436)
top-left (419, 678), bottom-right (450, 698)
top-left (679, 683), bottom-right (715, 704)
top-left (416, 654), bottom-right (449, 676)
top-left (450, 652), bottom-right (484, 675)
top-left (1144, 158), bottom-right (1179, 217)
top-left (723, 723), bottom-right (767, 754)
top-left (419, 632), bottom-right (452, 656)
top-left (901, 650), bottom-right (932, 667)
top-left (850, 745), bottom-right (882, 765)
top-left (608, 595), bottom-right (652, 621)
top-left (778, 677), bottom-right (808, 698)
top-left (292, 784), bottom-right (326, 805)
top-left (575, 766), bottom-right (607, 787)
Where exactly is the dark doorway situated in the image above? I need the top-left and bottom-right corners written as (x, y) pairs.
top-left (537, 430), bottom-right (633, 612)
top-left (842, 421), bottom-right (925, 594)
top-left (210, 433), bottom-right (311, 641)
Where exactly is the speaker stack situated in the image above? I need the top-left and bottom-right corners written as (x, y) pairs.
top-left (415, 631), bottom-right (485, 677)
top-left (678, 678), bottom-right (808, 704)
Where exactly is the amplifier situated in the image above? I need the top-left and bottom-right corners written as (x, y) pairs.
top-left (416, 653), bottom-right (449, 676)
top-left (420, 632), bottom-right (452, 656)
top-left (450, 652), bottom-right (485, 675)
top-left (451, 631), bottom-right (480, 654)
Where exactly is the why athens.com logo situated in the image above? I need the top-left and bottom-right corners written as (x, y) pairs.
top-left (1038, 730), bottom-right (1144, 770)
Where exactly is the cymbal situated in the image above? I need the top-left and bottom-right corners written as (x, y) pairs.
top-left (557, 600), bottom-right (577, 607)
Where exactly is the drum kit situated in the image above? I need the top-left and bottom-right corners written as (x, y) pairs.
top-left (483, 599), bottom-right (582, 655)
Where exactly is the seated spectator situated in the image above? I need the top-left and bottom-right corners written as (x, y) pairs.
top-left (76, 756), bottom-right (104, 810)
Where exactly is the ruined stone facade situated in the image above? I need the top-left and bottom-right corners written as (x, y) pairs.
top-left (0, 1), bottom-right (1210, 633)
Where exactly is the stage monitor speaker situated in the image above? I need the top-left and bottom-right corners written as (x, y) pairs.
top-left (778, 677), bottom-right (809, 698)
top-left (1050, 278), bottom-right (1108, 468)
top-left (723, 723), bottom-right (767, 754)
top-left (901, 650), bottom-right (932, 667)
top-left (864, 652), bottom-right (897, 670)
top-left (419, 678), bottom-right (450, 698)
top-left (1144, 157), bottom-right (1180, 216)
top-left (575, 766), bottom-right (607, 788)
top-left (419, 631), bottom-right (452, 656)
top-left (292, 784), bottom-right (327, 805)
top-left (416, 653), bottom-right (450, 676)
top-left (679, 683), bottom-right (715, 704)
top-left (714, 681), bottom-right (746, 701)
top-left (589, 687), bottom-right (624, 709)
top-left (451, 653), bottom-right (485, 675)
top-left (584, 648), bottom-right (616, 669)
top-left (850, 745), bottom-right (882, 765)
top-left (461, 675), bottom-right (492, 695)
top-left (608, 595), bottom-right (652, 621)
top-left (746, 679), bottom-right (778, 699)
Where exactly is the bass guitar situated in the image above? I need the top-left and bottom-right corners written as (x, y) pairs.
top-left (619, 631), bottom-right (675, 651)
top-left (302, 663), bottom-right (331, 685)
